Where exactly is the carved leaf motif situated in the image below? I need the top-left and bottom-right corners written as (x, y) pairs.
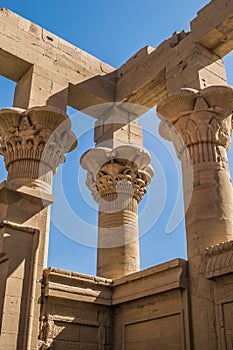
top-left (26, 140), bottom-right (33, 149)
top-left (19, 116), bottom-right (31, 131)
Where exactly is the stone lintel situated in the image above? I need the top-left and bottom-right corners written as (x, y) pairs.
top-left (116, 0), bottom-right (233, 105)
top-left (166, 43), bottom-right (226, 92)
top-left (0, 8), bottom-right (114, 78)
top-left (2, 0), bottom-right (233, 114)
top-left (68, 72), bottom-right (117, 114)
top-left (0, 8), bottom-right (115, 110)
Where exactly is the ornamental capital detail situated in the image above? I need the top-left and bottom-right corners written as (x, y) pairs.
top-left (0, 106), bottom-right (77, 185)
top-left (157, 86), bottom-right (233, 165)
top-left (81, 145), bottom-right (154, 203)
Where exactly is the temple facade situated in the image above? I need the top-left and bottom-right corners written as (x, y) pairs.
top-left (0, 1), bottom-right (233, 349)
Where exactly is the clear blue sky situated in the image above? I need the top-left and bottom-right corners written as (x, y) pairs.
top-left (0, 0), bottom-right (232, 275)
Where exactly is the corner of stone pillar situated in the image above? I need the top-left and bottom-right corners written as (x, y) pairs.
top-left (94, 103), bottom-right (145, 148)
top-left (13, 64), bottom-right (69, 112)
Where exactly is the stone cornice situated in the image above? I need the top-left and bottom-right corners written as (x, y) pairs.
top-left (42, 259), bottom-right (187, 306)
top-left (206, 241), bottom-right (233, 279)
top-left (0, 220), bottom-right (39, 234)
top-left (206, 240), bottom-right (233, 256)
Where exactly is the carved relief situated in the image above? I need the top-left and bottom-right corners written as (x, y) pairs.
top-left (81, 145), bottom-right (154, 203)
top-left (157, 86), bottom-right (233, 165)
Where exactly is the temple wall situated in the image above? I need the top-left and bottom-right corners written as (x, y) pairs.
top-left (40, 259), bottom-right (191, 350)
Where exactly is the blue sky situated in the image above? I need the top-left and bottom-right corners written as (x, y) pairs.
top-left (0, 0), bottom-right (233, 275)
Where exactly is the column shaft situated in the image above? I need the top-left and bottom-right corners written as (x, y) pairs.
top-left (81, 143), bottom-right (153, 279)
top-left (157, 86), bottom-right (233, 349)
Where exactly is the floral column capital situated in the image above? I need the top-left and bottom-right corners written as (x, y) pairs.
top-left (0, 106), bottom-right (77, 191)
top-left (157, 86), bottom-right (233, 165)
top-left (81, 145), bottom-right (154, 203)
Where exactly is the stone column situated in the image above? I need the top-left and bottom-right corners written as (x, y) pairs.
top-left (81, 145), bottom-right (153, 279)
top-left (157, 86), bottom-right (233, 349)
top-left (0, 106), bottom-right (76, 350)
top-left (81, 104), bottom-right (153, 279)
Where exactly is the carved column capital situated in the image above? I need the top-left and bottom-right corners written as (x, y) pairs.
top-left (157, 86), bottom-right (233, 165)
top-left (0, 106), bottom-right (77, 191)
top-left (81, 145), bottom-right (154, 204)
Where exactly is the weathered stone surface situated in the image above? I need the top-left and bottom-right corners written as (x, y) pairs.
top-left (0, 8), bottom-right (115, 111)
top-left (1, 1), bottom-right (233, 350)
top-left (0, 222), bottom-right (39, 350)
top-left (2, 0), bottom-right (233, 112)
top-left (157, 86), bottom-right (233, 250)
top-left (39, 268), bottom-right (112, 349)
top-left (39, 260), bottom-right (189, 349)
top-left (116, 0), bottom-right (233, 105)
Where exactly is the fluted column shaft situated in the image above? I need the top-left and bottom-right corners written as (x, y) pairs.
top-left (157, 86), bottom-right (233, 350)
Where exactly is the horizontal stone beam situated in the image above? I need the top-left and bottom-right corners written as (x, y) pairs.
top-left (0, 8), bottom-right (115, 110)
top-left (68, 72), bottom-right (117, 112)
top-left (0, 47), bottom-right (32, 82)
top-left (116, 0), bottom-right (233, 107)
top-left (1, 0), bottom-right (233, 114)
